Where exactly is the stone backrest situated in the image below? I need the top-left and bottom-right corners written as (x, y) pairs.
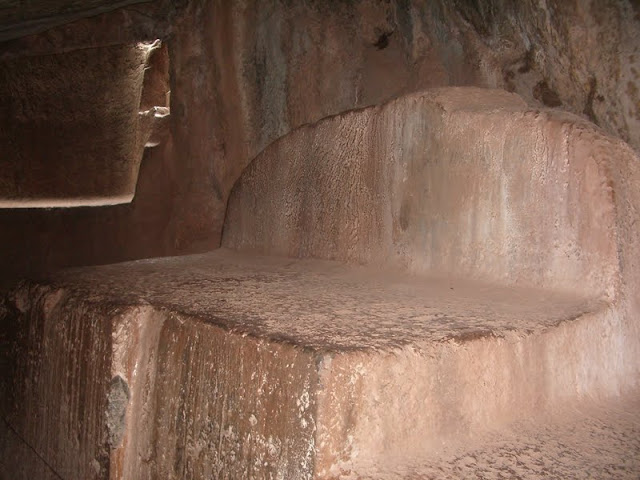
top-left (223, 88), bottom-right (619, 299)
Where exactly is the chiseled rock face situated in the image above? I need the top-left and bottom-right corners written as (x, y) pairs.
top-left (447, 0), bottom-right (640, 152)
top-left (210, 0), bottom-right (640, 170)
top-left (2, 249), bottom-right (637, 479)
top-left (0, 0), bottom-right (156, 42)
top-left (5, 281), bottom-right (319, 480)
top-left (148, 0), bottom-right (640, 262)
top-left (223, 88), bottom-right (619, 299)
top-left (1, 0), bottom-right (639, 277)
top-left (0, 43), bottom-right (147, 207)
top-left (3, 88), bottom-right (640, 478)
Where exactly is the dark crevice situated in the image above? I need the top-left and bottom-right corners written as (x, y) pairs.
top-left (584, 77), bottom-right (600, 124)
top-left (374, 30), bottom-right (393, 49)
top-left (533, 79), bottom-right (562, 108)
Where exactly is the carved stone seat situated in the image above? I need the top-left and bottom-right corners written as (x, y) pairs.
top-left (5, 88), bottom-right (640, 479)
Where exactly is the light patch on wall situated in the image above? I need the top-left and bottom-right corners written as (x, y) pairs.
top-left (0, 194), bottom-right (135, 209)
top-left (138, 39), bottom-right (171, 148)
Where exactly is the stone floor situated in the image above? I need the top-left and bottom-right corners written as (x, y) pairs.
top-left (353, 391), bottom-right (640, 479)
top-left (1, 249), bottom-right (636, 479)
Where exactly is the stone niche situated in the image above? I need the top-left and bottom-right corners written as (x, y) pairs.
top-left (0, 39), bottom-right (169, 208)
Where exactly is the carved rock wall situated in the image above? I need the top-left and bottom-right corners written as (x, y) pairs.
top-left (0, 44), bottom-right (147, 206)
top-left (0, 0), bottom-right (638, 279)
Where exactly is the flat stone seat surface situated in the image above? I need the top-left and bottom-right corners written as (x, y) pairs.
top-left (42, 248), bottom-right (604, 351)
top-left (8, 248), bottom-right (627, 479)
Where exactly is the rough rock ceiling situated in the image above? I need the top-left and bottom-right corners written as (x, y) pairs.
top-left (0, 0), bottom-right (154, 42)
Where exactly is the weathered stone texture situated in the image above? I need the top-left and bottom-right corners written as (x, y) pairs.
top-left (0, 44), bottom-right (147, 206)
top-left (214, 0), bottom-right (640, 161)
top-left (355, 392), bottom-right (640, 479)
top-left (3, 0), bottom-right (639, 277)
top-left (3, 86), bottom-right (640, 476)
top-left (1, 1), bottom-right (639, 478)
top-left (0, 0), bottom-right (154, 42)
top-left (0, 1), bottom-right (178, 59)
top-left (3, 280), bottom-right (320, 479)
top-left (112, 307), bottom-right (318, 480)
top-left (157, 0), bottom-right (640, 265)
top-left (470, 0), bottom-right (640, 153)
top-left (4, 285), bottom-right (114, 479)
top-left (224, 88), bottom-right (618, 298)
top-left (1, 246), bottom-right (637, 478)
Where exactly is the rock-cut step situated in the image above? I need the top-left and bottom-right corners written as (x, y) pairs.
top-left (3, 249), bottom-right (623, 479)
top-left (4, 87), bottom-right (640, 479)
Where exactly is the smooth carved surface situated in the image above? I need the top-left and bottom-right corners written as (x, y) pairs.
top-left (0, 43), bottom-right (148, 205)
top-left (4, 291), bottom-right (318, 479)
top-left (2, 0), bottom-right (639, 278)
top-left (224, 88), bottom-right (619, 299)
top-left (3, 84), bottom-right (640, 477)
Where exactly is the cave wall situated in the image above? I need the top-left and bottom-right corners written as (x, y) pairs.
top-left (0, 2), bottom-right (182, 283)
top-left (211, 0), bottom-right (640, 162)
top-left (223, 88), bottom-right (621, 298)
top-left (168, 0), bottom-right (640, 256)
top-left (456, 0), bottom-right (640, 151)
top-left (0, 44), bottom-right (148, 206)
top-left (0, 0), bottom-right (638, 282)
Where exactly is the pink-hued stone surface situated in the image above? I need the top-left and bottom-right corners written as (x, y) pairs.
top-left (2, 86), bottom-right (640, 478)
top-left (1, 1), bottom-right (639, 478)
top-left (4, 276), bottom-right (318, 480)
top-left (25, 249), bottom-right (607, 351)
top-left (221, 88), bottom-right (640, 361)
top-left (0, 0), bottom-right (156, 42)
top-left (224, 88), bottom-right (620, 298)
top-left (1, 246), bottom-right (637, 478)
top-left (352, 391), bottom-right (640, 479)
top-left (2, 0), bottom-right (640, 279)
